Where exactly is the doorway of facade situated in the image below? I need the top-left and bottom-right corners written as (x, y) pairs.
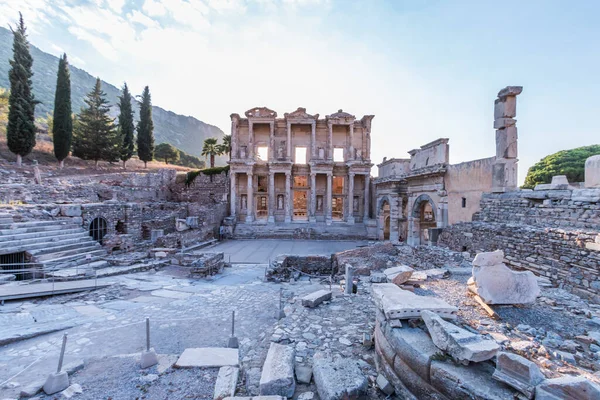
top-left (332, 197), bottom-right (344, 221)
top-left (380, 200), bottom-right (391, 240)
top-left (256, 195), bottom-right (268, 220)
top-left (293, 191), bottom-right (308, 220)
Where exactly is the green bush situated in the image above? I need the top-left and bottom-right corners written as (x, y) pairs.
top-left (185, 165), bottom-right (229, 187)
top-left (523, 145), bottom-right (600, 188)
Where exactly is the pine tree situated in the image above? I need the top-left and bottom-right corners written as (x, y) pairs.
top-left (117, 82), bottom-right (135, 169)
top-left (7, 13), bottom-right (36, 167)
top-left (136, 86), bottom-right (154, 168)
top-left (155, 143), bottom-right (180, 164)
top-left (52, 53), bottom-right (72, 169)
top-left (72, 78), bottom-right (119, 169)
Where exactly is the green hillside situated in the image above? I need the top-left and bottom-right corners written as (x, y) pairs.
top-left (0, 27), bottom-right (224, 159)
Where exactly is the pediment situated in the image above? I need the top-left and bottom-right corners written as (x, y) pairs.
top-left (327, 109), bottom-right (356, 122)
top-left (284, 107), bottom-right (318, 120)
top-left (245, 107), bottom-right (277, 119)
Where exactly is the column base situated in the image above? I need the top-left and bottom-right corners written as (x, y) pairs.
top-left (267, 216), bottom-right (275, 223)
top-left (325, 217), bottom-right (332, 226)
top-left (346, 216), bottom-right (355, 224)
top-left (245, 215), bottom-right (254, 223)
top-left (284, 216), bottom-right (291, 223)
top-left (309, 216), bottom-right (316, 223)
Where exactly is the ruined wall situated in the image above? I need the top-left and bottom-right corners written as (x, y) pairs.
top-left (408, 139), bottom-right (449, 170)
top-left (445, 157), bottom-right (495, 225)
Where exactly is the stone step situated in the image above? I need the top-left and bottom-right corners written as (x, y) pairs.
top-left (0, 219), bottom-right (78, 230)
top-left (35, 243), bottom-right (102, 261)
top-left (26, 238), bottom-right (98, 255)
top-left (41, 249), bottom-right (107, 266)
top-left (45, 261), bottom-right (111, 279)
top-left (0, 224), bottom-right (81, 236)
top-left (0, 232), bottom-right (91, 253)
top-left (0, 228), bottom-right (87, 243)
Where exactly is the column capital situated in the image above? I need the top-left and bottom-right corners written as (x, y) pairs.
top-left (247, 171), bottom-right (254, 177)
top-left (310, 172), bottom-right (317, 177)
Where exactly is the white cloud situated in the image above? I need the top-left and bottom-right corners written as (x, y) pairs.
top-left (128, 10), bottom-right (160, 29)
top-left (105, 0), bottom-right (126, 14)
top-left (67, 25), bottom-right (118, 59)
top-left (143, 0), bottom-right (167, 16)
top-left (169, 0), bottom-right (210, 27)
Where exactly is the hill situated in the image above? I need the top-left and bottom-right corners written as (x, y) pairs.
top-left (523, 144), bottom-right (600, 188)
top-left (0, 27), bottom-right (224, 160)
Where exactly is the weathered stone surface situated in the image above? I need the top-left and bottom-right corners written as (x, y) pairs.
top-left (141, 348), bottom-right (159, 368)
top-left (376, 374), bottom-right (394, 396)
top-left (472, 250), bottom-right (504, 267)
top-left (430, 361), bottom-right (515, 400)
top-left (295, 365), bottom-right (312, 384)
top-left (214, 366), bottom-right (240, 400)
top-left (535, 376), bottom-right (600, 400)
top-left (312, 353), bottom-right (368, 400)
top-left (301, 290), bottom-right (332, 308)
top-left (369, 272), bottom-right (387, 283)
top-left (61, 383), bottom-right (83, 399)
top-left (383, 265), bottom-right (414, 285)
top-left (43, 371), bottom-right (69, 395)
top-left (374, 348), bottom-right (418, 400)
top-left (586, 155), bottom-right (600, 188)
top-left (176, 348), bottom-right (239, 368)
top-left (471, 254), bottom-right (540, 304)
top-left (60, 204), bottom-right (82, 217)
top-left (259, 343), bottom-right (295, 397)
top-left (372, 283), bottom-right (458, 320)
top-left (422, 310), bottom-right (499, 362)
top-left (492, 352), bottom-right (545, 399)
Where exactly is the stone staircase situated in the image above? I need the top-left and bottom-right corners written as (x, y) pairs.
top-left (233, 221), bottom-right (369, 240)
top-left (0, 213), bottom-right (109, 274)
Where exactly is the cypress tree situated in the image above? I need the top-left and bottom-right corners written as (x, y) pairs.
top-left (117, 82), bottom-right (135, 169)
top-left (7, 13), bottom-right (36, 167)
top-left (52, 53), bottom-right (72, 169)
top-left (72, 78), bottom-right (119, 169)
top-left (136, 86), bottom-right (154, 168)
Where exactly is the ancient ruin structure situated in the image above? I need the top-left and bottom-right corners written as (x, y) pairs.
top-left (374, 86), bottom-right (523, 246)
top-left (229, 107), bottom-right (373, 229)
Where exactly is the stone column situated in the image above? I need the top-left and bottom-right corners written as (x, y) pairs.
top-left (348, 123), bottom-right (355, 161)
top-left (309, 172), bottom-right (317, 223)
top-left (248, 121), bottom-right (254, 160)
top-left (327, 122), bottom-right (333, 161)
top-left (492, 86), bottom-right (522, 192)
top-left (230, 172), bottom-right (237, 218)
top-left (366, 129), bottom-right (371, 161)
top-left (363, 174), bottom-right (370, 221)
top-left (406, 216), bottom-right (417, 246)
top-left (231, 118), bottom-right (238, 160)
top-left (287, 121), bottom-right (292, 162)
top-left (284, 172), bottom-right (292, 223)
top-left (326, 172), bottom-right (332, 225)
top-left (347, 172), bottom-right (355, 224)
top-left (269, 122), bottom-right (275, 162)
top-left (311, 122), bottom-right (316, 161)
top-left (246, 172), bottom-right (254, 222)
top-left (268, 172), bottom-right (275, 223)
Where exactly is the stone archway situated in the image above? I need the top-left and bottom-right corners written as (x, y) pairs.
top-left (377, 197), bottom-right (391, 241)
top-left (408, 194), bottom-right (437, 246)
top-left (89, 217), bottom-right (108, 244)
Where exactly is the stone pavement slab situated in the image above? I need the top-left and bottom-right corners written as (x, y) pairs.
top-left (176, 348), bottom-right (239, 368)
top-left (151, 289), bottom-right (193, 299)
top-left (74, 305), bottom-right (109, 317)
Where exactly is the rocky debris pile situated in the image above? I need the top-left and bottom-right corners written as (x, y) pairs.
top-left (266, 255), bottom-right (334, 282)
top-left (333, 242), bottom-right (398, 275)
top-left (468, 250), bottom-right (540, 304)
top-left (373, 283), bottom-right (458, 321)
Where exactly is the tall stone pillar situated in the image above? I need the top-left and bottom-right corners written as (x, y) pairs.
top-left (309, 172), bottom-right (317, 223)
top-left (347, 172), bottom-right (355, 224)
top-left (287, 122), bottom-right (292, 162)
top-left (492, 86), bottom-right (522, 192)
top-left (248, 122), bottom-right (254, 159)
top-left (268, 172), bottom-right (275, 223)
top-left (327, 122), bottom-right (333, 161)
top-left (230, 172), bottom-right (237, 218)
top-left (348, 123), bottom-right (355, 161)
top-left (269, 122), bottom-right (275, 162)
top-left (311, 122), bottom-right (316, 161)
top-left (284, 172), bottom-right (292, 223)
top-left (363, 174), bottom-right (370, 221)
top-left (246, 172), bottom-right (254, 222)
top-left (326, 172), bottom-right (332, 225)
top-left (231, 116), bottom-right (239, 160)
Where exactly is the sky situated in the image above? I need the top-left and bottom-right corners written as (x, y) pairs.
top-left (1, 0), bottom-right (599, 182)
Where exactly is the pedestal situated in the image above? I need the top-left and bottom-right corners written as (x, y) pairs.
top-left (43, 371), bottom-right (69, 395)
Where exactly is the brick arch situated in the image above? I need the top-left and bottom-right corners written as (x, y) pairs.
top-left (411, 194), bottom-right (437, 222)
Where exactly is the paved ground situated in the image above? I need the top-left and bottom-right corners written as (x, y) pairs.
top-left (206, 239), bottom-right (369, 264)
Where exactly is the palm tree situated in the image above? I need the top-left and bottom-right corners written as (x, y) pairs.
top-left (219, 134), bottom-right (231, 160)
top-left (202, 137), bottom-right (223, 168)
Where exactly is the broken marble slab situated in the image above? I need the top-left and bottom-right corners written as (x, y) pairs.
top-left (372, 283), bottom-right (457, 321)
top-left (259, 343), bottom-right (295, 397)
top-left (383, 265), bottom-right (414, 285)
top-left (301, 290), bottom-right (332, 308)
top-left (471, 250), bottom-right (540, 304)
top-left (492, 352), bottom-right (545, 399)
top-left (312, 353), bottom-right (368, 400)
top-left (175, 348), bottom-right (239, 368)
top-left (214, 366), bottom-right (240, 400)
top-left (422, 310), bottom-right (499, 362)
top-left (535, 376), bottom-right (600, 400)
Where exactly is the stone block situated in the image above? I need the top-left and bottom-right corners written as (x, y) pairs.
top-left (186, 216), bottom-right (199, 228)
top-left (313, 353), bottom-right (368, 400)
top-left (214, 366), bottom-right (240, 400)
top-left (141, 348), bottom-right (159, 368)
top-left (392, 348), bottom-right (444, 399)
top-left (301, 290), bottom-right (332, 308)
top-left (493, 118), bottom-right (516, 130)
top-left (585, 155), bottom-right (600, 188)
top-left (60, 204), bottom-right (82, 217)
top-left (472, 250), bottom-right (504, 267)
top-left (151, 229), bottom-right (164, 243)
top-left (176, 347), bottom-right (239, 368)
top-left (422, 310), bottom-right (499, 362)
top-left (374, 349), bottom-right (418, 400)
top-left (472, 258), bottom-right (540, 305)
top-left (495, 126), bottom-right (518, 159)
top-left (295, 365), bottom-right (312, 384)
top-left (383, 265), bottom-right (414, 285)
top-left (376, 374), bottom-right (394, 396)
top-left (492, 352), bottom-right (545, 399)
top-left (494, 96), bottom-right (517, 119)
top-left (430, 361), bottom-right (515, 400)
top-left (369, 272), bottom-right (387, 283)
top-left (535, 376), bottom-right (600, 400)
top-left (372, 283), bottom-right (458, 320)
top-left (497, 86), bottom-right (523, 99)
top-left (43, 371), bottom-right (69, 395)
top-left (259, 343), bottom-right (295, 397)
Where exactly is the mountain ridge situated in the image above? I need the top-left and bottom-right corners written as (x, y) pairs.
top-left (0, 27), bottom-right (224, 158)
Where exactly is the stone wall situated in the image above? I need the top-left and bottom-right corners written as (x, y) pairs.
top-left (266, 254), bottom-right (334, 281)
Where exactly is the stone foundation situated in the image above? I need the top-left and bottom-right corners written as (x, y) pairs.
top-left (266, 255), bottom-right (334, 281)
